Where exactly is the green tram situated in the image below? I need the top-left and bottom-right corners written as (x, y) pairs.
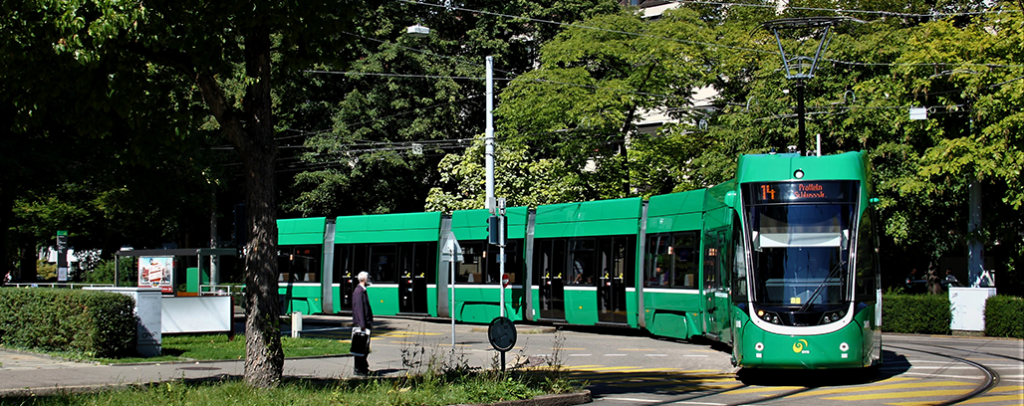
top-left (275, 151), bottom-right (881, 369)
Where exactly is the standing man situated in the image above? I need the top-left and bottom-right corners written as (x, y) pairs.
top-left (352, 271), bottom-right (374, 376)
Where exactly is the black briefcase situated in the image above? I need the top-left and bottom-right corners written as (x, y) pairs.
top-left (350, 329), bottom-right (370, 356)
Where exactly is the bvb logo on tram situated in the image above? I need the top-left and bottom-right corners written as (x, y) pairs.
top-left (793, 339), bottom-right (810, 353)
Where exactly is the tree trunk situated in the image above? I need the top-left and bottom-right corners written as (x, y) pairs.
top-left (18, 235), bottom-right (36, 282)
top-left (239, 23), bottom-right (284, 388)
top-left (0, 192), bottom-right (11, 279)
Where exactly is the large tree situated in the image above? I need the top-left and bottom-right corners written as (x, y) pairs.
top-left (15, 0), bottom-right (361, 386)
top-left (1, 0), bottom-right (221, 281)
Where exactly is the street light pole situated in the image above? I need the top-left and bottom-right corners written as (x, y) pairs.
top-left (485, 55), bottom-right (495, 213)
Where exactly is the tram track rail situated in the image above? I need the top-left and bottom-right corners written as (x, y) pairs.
top-left (639, 383), bottom-right (815, 406)
top-left (886, 343), bottom-right (1000, 406)
top-left (923, 343), bottom-right (1024, 363)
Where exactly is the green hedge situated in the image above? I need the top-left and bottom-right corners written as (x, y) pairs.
top-left (984, 295), bottom-right (1024, 339)
top-left (881, 293), bottom-right (951, 335)
top-left (0, 288), bottom-right (136, 357)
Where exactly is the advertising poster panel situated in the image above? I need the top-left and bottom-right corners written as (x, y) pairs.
top-left (138, 256), bottom-right (174, 294)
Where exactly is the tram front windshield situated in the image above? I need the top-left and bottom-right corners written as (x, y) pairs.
top-left (744, 181), bottom-right (858, 310)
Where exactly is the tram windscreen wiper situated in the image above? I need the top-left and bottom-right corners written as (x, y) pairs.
top-left (797, 259), bottom-right (845, 313)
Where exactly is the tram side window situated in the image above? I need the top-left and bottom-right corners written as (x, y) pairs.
top-left (411, 242), bottom-right (438, 282)
top-left (369, 244), bottom-right (398, 283)
top-left (457, 242), bottom-right (484, 284)
top-left (499, 240), bottom-right (525, 285)
top-left (619, 236), bottom-right (636, 288)
top-left (731, 217), bottom-right (748, 302)
top-left (335, 245), bottom-right (368, 282)
top-left (569, 239), bottom-right (596, 285)
top-left (278, 245), bottom-right (321, 282)
top-left (533, 239), bottom-right (566, 282)
top-left (672, 232), bottom-right (699, 288)
top-left (855, 210), bottom-right (877, 302)
top-left (703, 233), bottom-right (720, 289)
top-left (646, 235), bottom-right (670, 287)
top-left (599, 237), bottom-right (635, 287)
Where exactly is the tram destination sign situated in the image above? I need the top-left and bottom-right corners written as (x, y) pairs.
top-left (748, 181), bottom-right (855, 204)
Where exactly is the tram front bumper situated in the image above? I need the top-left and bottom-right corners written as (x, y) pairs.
top-left (735, 320), bottom-right (871, 369)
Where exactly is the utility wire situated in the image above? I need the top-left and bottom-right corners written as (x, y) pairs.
top-left (670, 0), bottom-right (1020, 18)
top-left (400, 0), bottom-right (1024, 69)
top-left (338, 30), bottom-right (514, 75)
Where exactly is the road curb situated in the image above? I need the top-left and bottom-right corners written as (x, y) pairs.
top-left (452, 389), bottom-right (592, 406)
top-left (469, 326), bottom-right (558, 334)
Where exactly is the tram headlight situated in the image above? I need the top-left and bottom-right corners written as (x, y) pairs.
top-left (819, 311), bottom-right (845, 325)
top-left (840, 342), bottom-right (849, 352)
top-left (757, 309), bottom-right (782, 324)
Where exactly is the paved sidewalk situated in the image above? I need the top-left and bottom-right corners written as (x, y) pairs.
top-left (0, 316), bottom-right (564, 396)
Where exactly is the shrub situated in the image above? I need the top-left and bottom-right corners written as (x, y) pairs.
top-left (0, 288), bottom-right (136, 357)
top-left (85, 257), bottom-right (137, 287)
top-left (984, 295), bottom-right (1024, 339)
top-left (881, 293), bottom-right (951, 334)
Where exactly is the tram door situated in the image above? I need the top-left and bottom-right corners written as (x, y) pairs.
top-left (398, 242), bottom-right (432, 314)
top-left (336, 245), bottom-right (364, 312)
top-left (702, 209), bottom-right (734, 341)
top-left (536, 239), bottom-right (566, 320)
top-left (597, 237), bottom-right (629, 324)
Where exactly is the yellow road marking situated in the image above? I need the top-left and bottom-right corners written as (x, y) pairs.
top-left (729, 386), bottom-right (804, 394)
top-left (613, 377), bottom-right (738, 388)
top-left (666, 383), bottom-right (743, 391)
top-left (986, 386), bottom-right (1024, 393)
top-left (570, 366), bottom-right (645, 372)
top-left (566, 369), bottom-right (691, 376)
top-left (824, 389), bottom-right (971, 401)
top-left (378, 331), bottom-right (441, 337)
top-left (786, 381), bottom-right (973, 398)
top-left (875, 377), bottom-right (921, 383)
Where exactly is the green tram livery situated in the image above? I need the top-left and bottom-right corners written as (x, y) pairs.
top-left (275, 151), bottom-right (882, 369)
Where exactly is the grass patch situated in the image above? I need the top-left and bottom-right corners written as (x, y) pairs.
top-left (2, 334), bottom-right (350, 364)
top-left (0, 370), bottom-right (575, 406)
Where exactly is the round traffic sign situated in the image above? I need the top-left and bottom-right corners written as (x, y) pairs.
top-left (487, 316), bottom-right (517, 352)
top-left (501, 273), bottom-right (510, 288)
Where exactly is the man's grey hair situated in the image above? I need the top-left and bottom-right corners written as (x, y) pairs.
top-left (357, 271), bottom-right (369, 282)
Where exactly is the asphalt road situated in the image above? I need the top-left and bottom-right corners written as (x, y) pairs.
top-left (300, 316), bottom-right (1024, 406)
top-left (2, 315), bottom-right (1021, 406)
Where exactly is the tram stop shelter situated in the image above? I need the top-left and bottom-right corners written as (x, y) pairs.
top-left (114, 248), bottom-right (238, 296)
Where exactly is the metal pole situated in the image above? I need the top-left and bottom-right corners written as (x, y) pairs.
top-left (969, 179), bottom-right (984, 286)
top-left (499, 219), bottom-right (506, 318)
top-left (500, 243), bottom-right (506, 318)
top-left (451, 243), bottom-right (456, 348)
top-left (796, 80), bottom-right (806, 155)
top-left (485, 55), bottom-right (495, 214)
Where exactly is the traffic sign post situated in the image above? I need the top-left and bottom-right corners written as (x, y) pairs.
top-left (443, 236), bottom-right (463, 348)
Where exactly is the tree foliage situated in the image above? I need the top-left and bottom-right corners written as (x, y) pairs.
top-left (493, 1), bottom-right (1021, 292)
top-left (285, 0), bottom-right (623, 217)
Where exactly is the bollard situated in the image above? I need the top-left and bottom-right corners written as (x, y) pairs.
top-left (292, 311), bottom-right (302, 338)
